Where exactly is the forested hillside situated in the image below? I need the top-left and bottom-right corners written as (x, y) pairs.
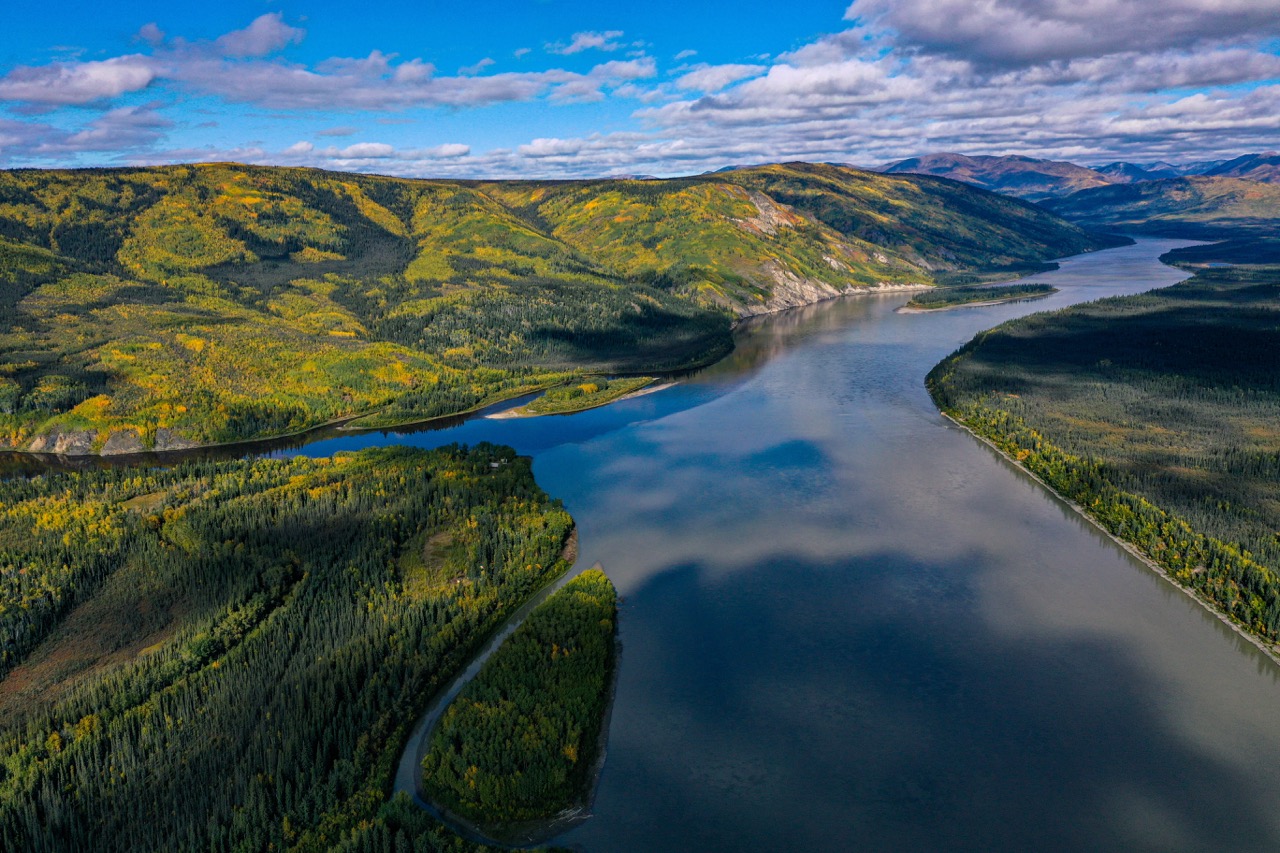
top-left (1043, 176), bottom-right (1280, 237)
top-left (0, 443), bottom-right (573, 852)
top-left (0, 162), bottom-right (1115, 454)
top-left (928, 260), bottom-right (1280, 650)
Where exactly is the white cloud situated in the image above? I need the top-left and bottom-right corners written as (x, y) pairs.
top-left (0, 55), bottom-right (156, 104)
top-left (214, 13), bottom-right (305, 59)
top-left (847, 0), bottom-right (1280, 67)
top-left (675, 64), bottom-right (767, 93)
top-left (3, 6), bottom-right (1280, 177)
top-left (421, 143), bottom-right (470, 158)
top-left (459, 58), bottom-right (495, 76)
top-left (338, 141), bottom-right (395, 158)
top-left (549, 31), bottom-right (626, 55)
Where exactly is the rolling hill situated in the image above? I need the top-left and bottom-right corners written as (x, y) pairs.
top-left (0, 161), bottom-right (1117, 454)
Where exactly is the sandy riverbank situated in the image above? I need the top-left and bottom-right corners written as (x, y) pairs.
top-left (486, 380), bottom-right (676, 420)
top-left (897, 291), bottom-right (1056, 314)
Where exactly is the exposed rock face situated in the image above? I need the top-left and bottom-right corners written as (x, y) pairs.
top-left (154, 428), bottom-right (197, 452)
top-left (737, 260), bottom-right (931, 317)
top-left (27, 428), bottom-right (95, 455)
top-left (736, 190), bottom-right (803, 236)
top-left (27, 425), bottom-right (196, 456)
top-left (741, 261), bottom-right (845, 316)
top-left (101, 430), bottom-right (145, 456)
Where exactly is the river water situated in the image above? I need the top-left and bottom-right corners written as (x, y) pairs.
top-left (288, 238), bottom-right (1280, 852)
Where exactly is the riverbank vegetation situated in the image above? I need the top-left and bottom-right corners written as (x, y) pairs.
top-left (905, 282), bottom-right (1057, 310)
top-left (0, 162), bottom-right (1116, 453)
top-left (928, 261), bottom-right (1280, 647)
top-left (421, 569), bottom-right (618, 826)
top-left (1160, 236), bottom-right (1280, 269)
top-left (0, 444), bottom-right (573, 852)
top-left (518, 376), bottom-right (654, 416)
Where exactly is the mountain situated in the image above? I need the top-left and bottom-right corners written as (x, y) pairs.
top-left (1042, 175), bottom-right (1280, 237)
top-left (0, 161), bottom-right (1117, 454)
top-left (879, 153), bottom-right (1114, 201)
top-left (882, 152), bottom-right (1279, 200)
top-left (1200, 152), bottom-right (1280, 183)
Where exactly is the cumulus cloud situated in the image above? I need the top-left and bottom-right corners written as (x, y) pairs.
top-left (338, 141), bottom-right (395, 158)
top-left (848, 0), bottom-right (1280, 67)
top-left (549, 31), bottom-right (625, 55)
top-left (214, 13), bottom-right (305, 58)
top-left (0, 16), bottom-right (653, 113)
top-left (2, 6), bottom-right (1280, 177)
top-left (0, 55), bottom-right (156, 104)
top-left (0, 105), bottom-right (171, 165)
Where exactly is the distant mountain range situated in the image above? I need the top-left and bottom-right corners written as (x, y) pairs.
top-left (878, 151), bottom-right (1280, 201)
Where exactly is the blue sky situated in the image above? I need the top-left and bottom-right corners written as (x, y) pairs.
top-left (2, 1), bottom-right (1278, 177)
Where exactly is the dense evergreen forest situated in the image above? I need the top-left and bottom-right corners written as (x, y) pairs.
top-left (421, 569), bottom-right (617, 826)
top-left (1159, 236), bottom-right (1280, 268)
top-left (0, 444), bottom-right (574, 852)
top-left (928, 257), bottom-right (1280, 647)
top-left (905, 282), bottom-right (1056, 310)
top-left (0, 162), bottom-right (1115, 453)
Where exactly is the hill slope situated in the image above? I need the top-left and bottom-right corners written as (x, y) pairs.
top-left (0, 162), bottom-right (1115, 453)
top-left (1201, 152), bottom-right (1280, 183)
top-left (1042, 176), bottom-right (1280, 237)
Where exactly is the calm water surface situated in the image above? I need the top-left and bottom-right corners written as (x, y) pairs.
top-left (295, 239), bottom-right (1280, 852)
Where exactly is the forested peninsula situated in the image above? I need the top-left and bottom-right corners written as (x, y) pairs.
top-left (0, 443), bottom-right (574, 852)
top-left (0, 162), bottom-right (1118, 455)
top-left (928, 253), bottom-right (1280, 655)
top-left (902, 282), bottom-right (1057, 311)
top-left (422, 569), bottom-right (618, 831)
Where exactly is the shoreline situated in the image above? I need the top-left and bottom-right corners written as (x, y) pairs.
top-left (2, 281), bottom-right (936, 463)
top-left (390, 550), bottom-right (606, 850)
top-left (410, 591), bottom-right (623, 849)
top-left (486, 380), bottom-right (677, 420)
top-left (940, 411), bottom-right (1280, 668)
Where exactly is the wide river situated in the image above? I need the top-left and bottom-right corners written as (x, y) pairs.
top-left (284, 238), bottom-right (1280, 851)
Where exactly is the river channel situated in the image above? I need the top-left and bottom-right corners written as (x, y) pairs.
top-left (266, 237), bottom-right (1280, 850)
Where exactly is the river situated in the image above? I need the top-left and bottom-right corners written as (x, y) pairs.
top-left (283, 237), bottom-right (1280, 851)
